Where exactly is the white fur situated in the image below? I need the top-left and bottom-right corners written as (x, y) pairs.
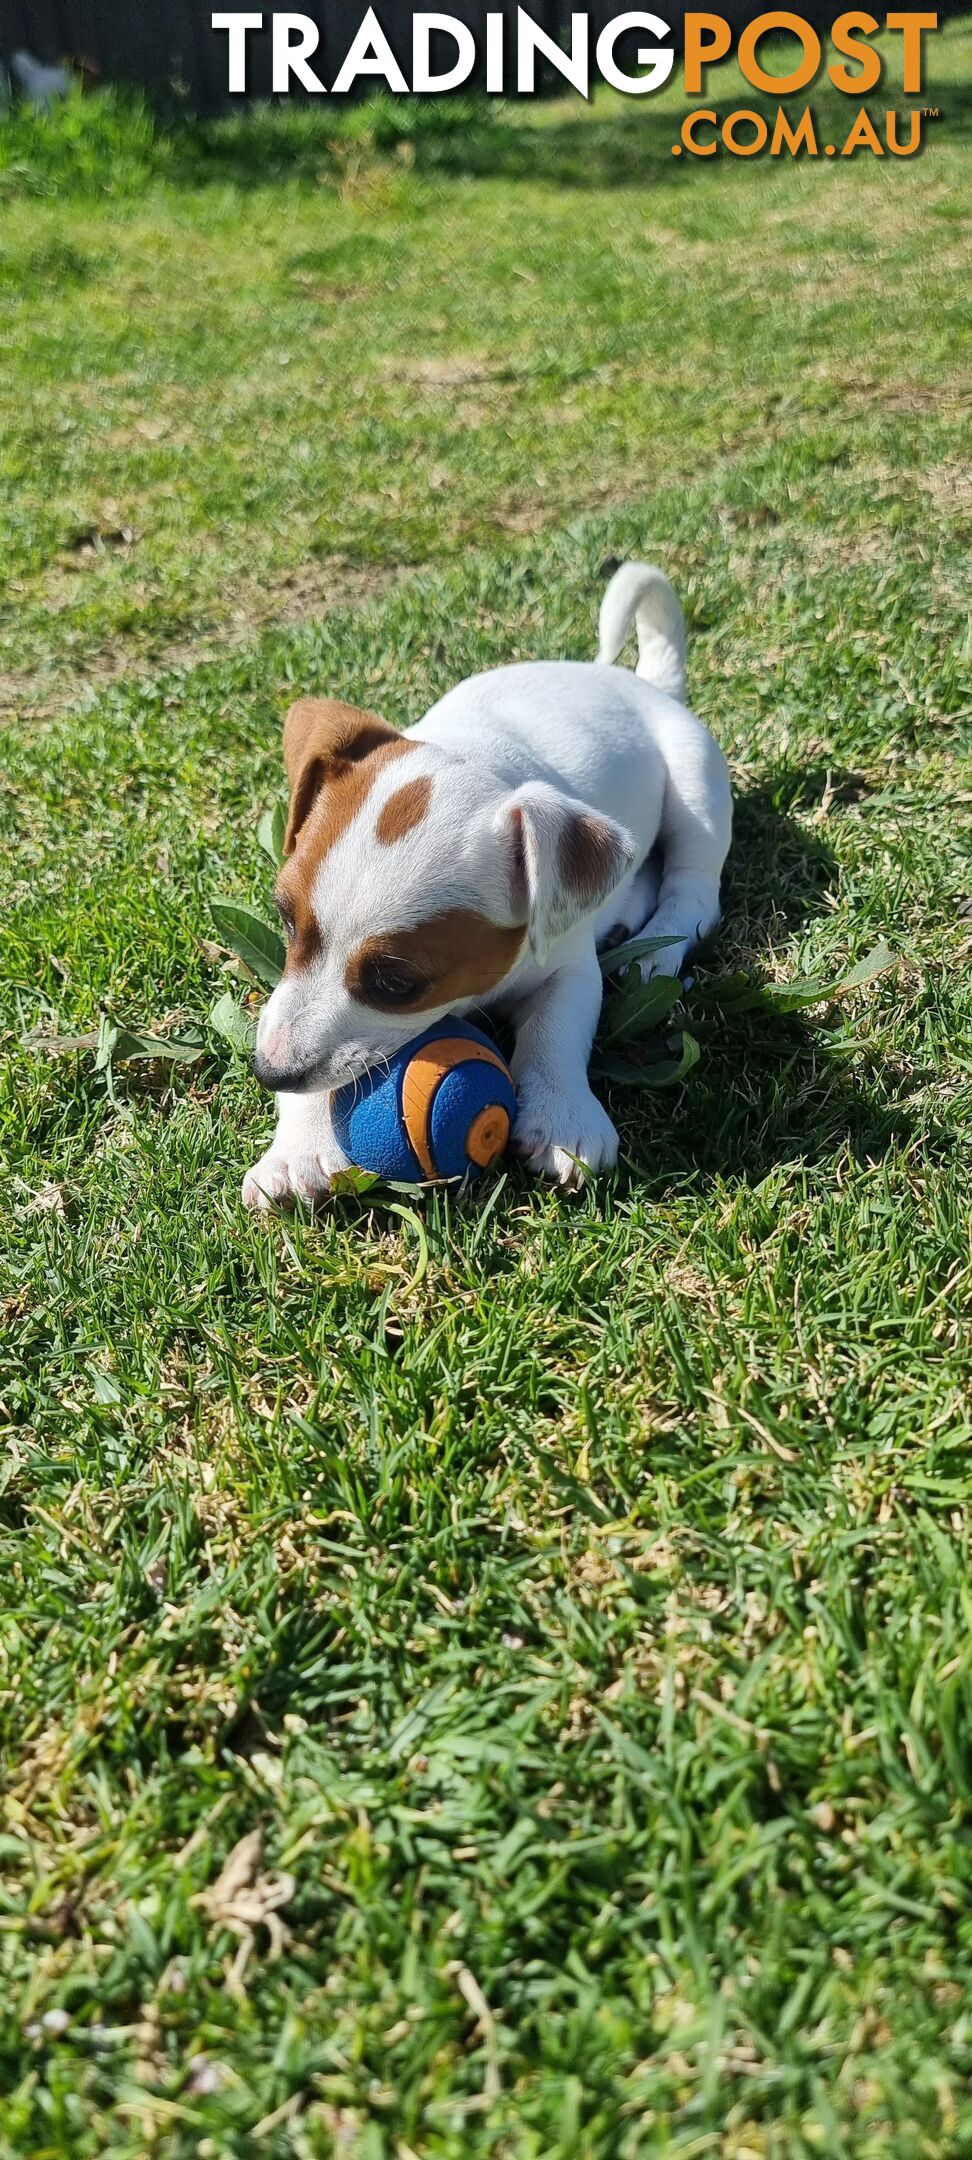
top-left (244, 562), bottom-right (732, 1203)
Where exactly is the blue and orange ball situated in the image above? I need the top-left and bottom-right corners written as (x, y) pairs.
top-left (330, 1019), bottom-right (517, 1184)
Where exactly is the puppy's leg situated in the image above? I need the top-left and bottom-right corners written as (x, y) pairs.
top-left (509, 943), bottom-right (617, 1189)
top-left (640, 730), bottom-right (732, 980)
top-left (639, 871), bottom-right (721, 981)
top-left (242, 1089), bottom-right (350, 1211)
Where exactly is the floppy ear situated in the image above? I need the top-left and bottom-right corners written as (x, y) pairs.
top-left (497, 782), bottom-right (637, 965)
top-left (282, 698), bottom-right (401, 854)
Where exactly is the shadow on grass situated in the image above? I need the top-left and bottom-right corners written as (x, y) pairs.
top-left (722, 766), bottom-right (840, 955)
top-left (608, 768), bottom-right (929, 1193)
top-left (639, 1005), bottom-right (920, 1195)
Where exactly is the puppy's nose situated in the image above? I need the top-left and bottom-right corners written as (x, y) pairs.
top-left (254, 1053), bottom-right (318, 1092)
top-left (253, 1018), bottom-right (306, 1091)
top-left (254, 1045), bottom-right (286, 1090)
top-left (257, 1017), bottom-right (291, 1066)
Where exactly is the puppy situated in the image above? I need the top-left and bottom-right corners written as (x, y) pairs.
top-left (243, 561), bottom-right (732, 1206)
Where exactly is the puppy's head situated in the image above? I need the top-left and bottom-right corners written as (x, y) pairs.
top-left (254, 697), bottom-right (635, 1092)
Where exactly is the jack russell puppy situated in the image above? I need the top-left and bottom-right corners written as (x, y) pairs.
top-left (243, 561), bottom-right (732, 1206)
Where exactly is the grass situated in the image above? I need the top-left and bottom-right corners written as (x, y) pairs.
top-left (1, 26), bottom-right (971, 2157)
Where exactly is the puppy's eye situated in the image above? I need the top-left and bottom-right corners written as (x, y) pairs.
top-left (361, 956), bottom-right (426, 1006)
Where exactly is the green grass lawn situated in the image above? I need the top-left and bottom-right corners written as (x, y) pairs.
top-left (2, 28), bottom-right (972, 2156)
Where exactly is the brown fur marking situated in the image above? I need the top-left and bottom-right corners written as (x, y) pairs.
top-left (558, 810), bottom-right (624, 904)
top-left (279, 736), bottom-right (414, 970)
top-left (282, 697), bottom-right (409, 856)
top-left (273, 872), bottom-right (323, 975)
top-left (277, 696), bottom-right (416, 973)
top-left (345, 907), bottom-right (526, 1012)
top-left (283, 697), bottom-right (392, 792)
top-left (375, 775), bottom-right (433, 845)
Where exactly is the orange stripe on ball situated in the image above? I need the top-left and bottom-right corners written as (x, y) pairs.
top-left (401, 1038), bottom-right (511, 1181)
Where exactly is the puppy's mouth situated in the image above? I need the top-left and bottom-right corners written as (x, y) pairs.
top-left (252, 1048), bottom-right (372, 1096)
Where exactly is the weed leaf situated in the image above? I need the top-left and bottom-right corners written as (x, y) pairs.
top-left (210, 900), bottom-right (285, 987)
top-left (599, 933), bottom-right (685, 977)
top-left (257, 802), bottom-right (287, 868)
top-left (591, 1032), bottom-right (700, 1088)
top-left (94, 1015), bottom-right (204, 1069)
top-left (599, 969), bottom-right (681, 1046)
top-left (692, 942), bottom-right (894, 1018)
top-left (210, 990), bottom-right (257, 1053)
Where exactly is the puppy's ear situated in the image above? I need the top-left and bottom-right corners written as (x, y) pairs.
top-left (282, 698), bottom-right (401, 854)
top-left (497, 782), bottom-right (637, 965)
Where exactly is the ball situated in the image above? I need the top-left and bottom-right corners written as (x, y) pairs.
top-left (330, 1018), bottom-right (517, 1184)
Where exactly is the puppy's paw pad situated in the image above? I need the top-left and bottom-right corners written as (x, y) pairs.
top-left (242, 1150), bottom-right (333, 1212)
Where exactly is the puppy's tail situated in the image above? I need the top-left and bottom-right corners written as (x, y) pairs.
top-left (596, 561), bottom-right (686, 703)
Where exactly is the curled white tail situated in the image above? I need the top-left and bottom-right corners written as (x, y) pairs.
top-left (597, 561), bottom-right (686, 703)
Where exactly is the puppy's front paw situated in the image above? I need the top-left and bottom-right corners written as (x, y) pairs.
top-left (242, 1147), bottom-right (334, 1213)
top-left (513, 1076), bottom-right (619, 1190)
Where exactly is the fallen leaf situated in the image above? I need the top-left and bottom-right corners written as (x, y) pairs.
top-left (191, 1830), bottom-right (295, 1967)
top-left (29, 1182), bottom-right (66, 1216)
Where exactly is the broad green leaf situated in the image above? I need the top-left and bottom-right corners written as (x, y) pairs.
top-left (591, 1031), bottom-right (700, 1089)
top-left (599, 932), bottom-right (685, 977)
top-left (691, 942), bottom-right (894, 1019)
top-left (209, 990), bottom-right (257, 1052)
top-left (115, 1030), bottom-right (205, 1063)
top-left (257, 801), bottom-right (287, 867)
top-left (94, 1017), bottom-right (204, 1069)
top-left (210, 900), bottom-right (285, 987)
top-left (763, 941), bottom-right (895, 1013)
top-left (599, 968), bottom-right (681, 1046)
top-left (329, 1167), bottom-right (382, 1197)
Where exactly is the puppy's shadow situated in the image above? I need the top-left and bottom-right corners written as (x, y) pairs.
top-left (719, 765), bottom-right (844, 961)
top-left (611, 766), bottom-right (923, 1192)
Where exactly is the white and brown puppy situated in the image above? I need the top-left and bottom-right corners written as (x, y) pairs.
top-left (243, 562), bottom-right (732, 1207)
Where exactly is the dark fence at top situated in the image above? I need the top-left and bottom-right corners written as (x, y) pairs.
top-left (0, 0), bottom-right (961, 116)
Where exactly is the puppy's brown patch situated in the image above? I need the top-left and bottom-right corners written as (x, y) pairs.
top-left (283, 697), bottom-right (393, 792)
top-left (304, 737), bottom-right (414, 861)
top-left (274, 876), bottom-right (323, 975)
top-left (558, 810), bottom-right (626, 906)
top-left (281, 738), bottom-right (415, 964)
top-left (346, 907), bottom-right (526, 1012)
top-left (375, 775), bottom-right (432, 845)
top-left (283, 698), bottom-right (410, 855)
top-left (277, 716), bottom-right (415, 972)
